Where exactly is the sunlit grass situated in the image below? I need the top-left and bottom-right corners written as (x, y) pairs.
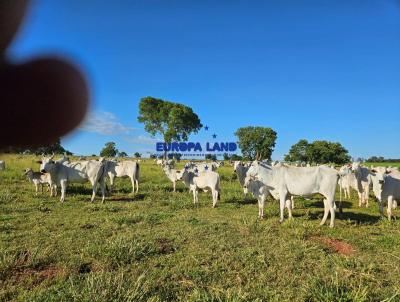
top-left (0, 154), bottom-right (399, 301)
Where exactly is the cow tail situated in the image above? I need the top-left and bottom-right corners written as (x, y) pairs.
top-left (98, 160), bottom-right (107, 184)
top-left (135, 162), bottom-right (140, 180)
top-left (217, 175), bottom-right (221, 201)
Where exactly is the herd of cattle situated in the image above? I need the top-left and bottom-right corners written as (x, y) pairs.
top-left (5, 154), bottom-right (399, 227)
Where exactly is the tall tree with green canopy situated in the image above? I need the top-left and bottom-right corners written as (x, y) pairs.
top-left (306, 140), bottom-right (350, 165)
top-left (100, 142), bottom-right (118, 157)
top-left (285, 139), bottom-right (350, 164)
top-left (234, 126), bottom-right (277, 161)
top-left (284, 139), bottom-right (309, 162)
top-left (138, 97), bottom-right (202, 157)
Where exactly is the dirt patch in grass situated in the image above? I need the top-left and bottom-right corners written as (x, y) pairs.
top-left (155, 238), bottom-right (177, 254)
top-left (311, 236), bottom-right (356, 256)
top-left (13, 265), bottom-right (64, 285)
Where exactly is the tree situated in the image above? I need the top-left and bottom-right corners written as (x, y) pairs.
top-left (205, 154), bottom-right (217, 161)
top-left (285, 139), bottom-right (350, 164)
top-left (223, 153), bottom-right (230, 161)
top-left (230, 154), bottom-right (243, 161)
top-left (0, 138), bottom-right (72, 155)
top-left (284, 139), bottom-right (309, 162)
top-left (168, 152), bottom-right (182, 161)
top-left (150, 154), bottom-right (157, 159)
top-left (100, 142), bottom-right (118, 157)
top-left (234, 126), bottom-right (277, 161)
top-left (307, 141), bottom-right (350, 165)
top-left (138, 97), bottom-right (202, 158)
top-left (133, 152), bottom-right (141, 158)
top-left (118, 151), bottom-right (128, 157)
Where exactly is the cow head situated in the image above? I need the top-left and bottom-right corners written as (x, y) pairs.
top-left (40, 155), bottom-right (55, 173)
top-left (23, 168), bottom-right (32, 176)
top-left (246, 161), bottom-right (260, 179)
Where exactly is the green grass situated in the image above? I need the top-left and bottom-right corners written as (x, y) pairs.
top-left (1, 154), bottom-right (400, 301)
top-left (365, 162), bottom-right (400, 168)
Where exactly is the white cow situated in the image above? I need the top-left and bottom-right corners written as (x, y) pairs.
top-left (24, 168), bottom-right (53, 195)
top-left (39, 155), bottom-right (106, 203)
top-left (243, 177), bottom-right (269, 219)
top-left (0, 160), bottom-right (5, 170)
top-left (338, 165), bottom-right (358, 199)
top-left (369, 167), bottom-right (400, 221)
top-left (105, 160), bottom-right (140, 194)
top-left (233, 161), bottom-right (250, 189)
top-left (162, 165), bottom-right (183, 192)
top-left (246, 161), bottom-right (339, 227)
top-left (351, 162), bottom-right (372, 207)
top-left (56, 153), bottom-right (70, 164)
top-left (243, 176), bottom-right (293, 219)
top-left (194, 162), bottom-right (219, 172)
top-left (178, 169), bottom-right (221, 207)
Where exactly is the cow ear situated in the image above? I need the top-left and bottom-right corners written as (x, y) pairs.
top-left (36, 160), bottom-right (42, 164)
top-left (386, 169), bottom-right (391, 174)
top-left (370, 169), bottom-right (377, 173)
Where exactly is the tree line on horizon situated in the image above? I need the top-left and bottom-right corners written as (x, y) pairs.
top-left (1, 96), bottom-right (395, 164)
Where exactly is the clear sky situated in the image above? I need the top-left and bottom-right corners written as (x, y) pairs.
top-left (8, 0), bottom-right (400, 159)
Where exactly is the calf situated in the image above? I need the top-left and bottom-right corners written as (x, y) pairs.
top-left (24, 168), bottom-right (54, 196)
top-left (233, 161), bottom-right (250, 190)
top-left (338, 165), bottom-right (358, 199)
top-left (162, 165), bottom-right (183, 192)
top-left (351, 162), bottom-right (372, 207)
top-left (244, 175), bottom-right (293, 219)
top-left (179, 169), bottom-right (221, 207)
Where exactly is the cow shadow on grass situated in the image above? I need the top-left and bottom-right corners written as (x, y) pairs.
top-left (107, 193), bottom-right (146, 202)
top-left (224, 196), bottom-right (258, 205)
top-left (163, 187), bottom-right (187, 193)
top-left (306, 200), bottom-right (353, 209)
top-left (66, 185), bottom-right (93, 195)
top-left (305, 209), bottom-right (381, 225)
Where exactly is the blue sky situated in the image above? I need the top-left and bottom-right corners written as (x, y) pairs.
top-left (9, 0), bottom-right (400, 159)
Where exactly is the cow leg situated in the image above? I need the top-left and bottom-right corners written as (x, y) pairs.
top-left (35, 183), bottom-right (38, 196)
top-left (135, 179), bottom-right (139, 193)
top-left (279, 195), bottom-right (286, 223)
top-left (109, 174), bottom-right (115, 193)
top-left (329, 198), bottom-right (336, 228)
top-left (291, 196), bottom-right (295, 209)
top-left (60, 180), bottom-right (67, 203)
top-left (91, 182), bottom-right (98, 202)
top-left (130, 177), bottom-right (135, 194)
top-left (212, 189), bottom-right (218, 208)
top-left (387, 196), bottom-right (393, 222)
top-left (173, 181), bottom-right (176, 192)
top-left (357, 191), bottom-right (362, 207)
top-left (365, 186), bottom-right (369, 207)
top-left (286, 199), bottom-right (293, 219)
top-left (258, 197), bottom-right (264, 219)
top-left (192, 189), bottom-right (197, 204)
top-left (320, 199), bottom-right (330, 226)
top-left (100, 177), bottom-right (106, 204)
top-left (378, 202), bottom-right (384, 217)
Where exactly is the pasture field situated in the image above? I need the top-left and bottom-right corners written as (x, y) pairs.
top-left (1, 154), bottom-right (400, 301)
